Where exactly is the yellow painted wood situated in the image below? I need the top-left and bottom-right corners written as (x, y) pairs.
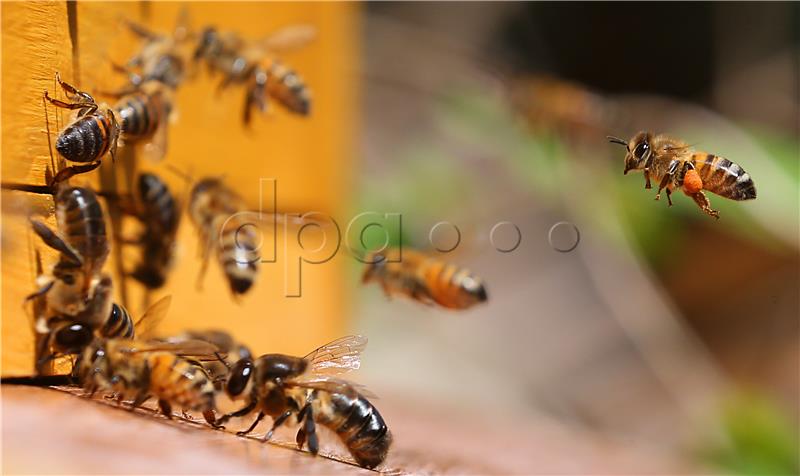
top-left (2, 2), bottom-right (358, 374)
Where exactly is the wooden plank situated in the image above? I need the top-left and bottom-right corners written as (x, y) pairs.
top-left (1, 3), bottom-right (358, 374)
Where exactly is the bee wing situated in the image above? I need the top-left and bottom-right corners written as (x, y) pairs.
top-left (116, 338), bottom-right (221, 360)
top-left (141, 116), bottom-right (169, 162)
top-left (258, 24), bottom-right (317, 53)
top-left (302, 335), bottom-right (367, 376)
top-left (133, 295), bottom-right (171, 340)
top-left (288, 376), bottom-right (378, 399)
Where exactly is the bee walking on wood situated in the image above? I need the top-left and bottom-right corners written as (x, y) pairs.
top-left (362, 248), bottom-right (488, 310)
top-left (45, 73), bottom-right (120, 168)
top-left (193, 25), bottom-right (313, 124)
top-left (188, 177), bottom-right (259, 296)
top-left (217, 335), bottom-right (392, 469)
top-left (73, 335), bottom-right (223, 426)
top-left (608, 131), bottom-right (757, 218)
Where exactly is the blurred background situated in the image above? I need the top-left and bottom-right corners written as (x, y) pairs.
top-left (349, 2), bottom-right (799, 474)
top-left (1, 2), bottom-right (798, 474)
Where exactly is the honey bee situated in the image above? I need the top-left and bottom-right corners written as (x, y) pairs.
top-left (608, 131), bottom-right (757, 218)
top-left (161, 329), bottom-right (252, 390)
top-left (35, 294), bottom-right (170, 374)
top-left (27, 185), bottom-right (111, 316)
top-left (114, 173), bottom-right (181, 289)
top-left (73, 336), bottom-right (223, 426)
top-left (362, 248), bottom-right (488, 310)
top-left (45, 73), bottom-right (120, 167)
top-left (109, 83), bottom-right (173, 162)
top-left (217, 335), bottom-right (392, 469)
top-left (188, 177), bottom-right (259, 295)
top-left (193, 25), bottom-right (313, 124)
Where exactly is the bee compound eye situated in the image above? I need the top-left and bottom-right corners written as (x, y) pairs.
top-left (634, 141), bottom-right (650, 159)
top-left (54, 323), bottom-right (93, 351)
top-left (227, 359), bottom-right (253, 396)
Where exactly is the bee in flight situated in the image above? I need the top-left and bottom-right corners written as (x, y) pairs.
top-left (608, 131), bottom-right (757, 218)
top-left (188, 177), bottom-right (260, 296)
top-left (362, 248), bottom-right (488, 310)
top-left (73, 335), bottom-right (223, 427)
top-left (45, 73), bottom-right (120, 168)
top-left (108, 172), bottom-right (181, 289)
top-left (193, 24), bottom-right (314, 124)
top-left (217, 335), bottom-right (392, 469)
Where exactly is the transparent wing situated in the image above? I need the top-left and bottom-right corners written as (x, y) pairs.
top-left (141, 116), bottom-right (168, 162)
top-left (302, 335), bottom-right (367, 376)
top-left (133, 295), bottom-right (171, 340)
top-left (259, 24), bottom-right (317, 53)
top-left (115, 338), bottom-right (221, 360)
top-left (287, 375), bottom-right (377, 399)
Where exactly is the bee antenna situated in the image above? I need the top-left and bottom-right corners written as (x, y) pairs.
top-left (606, 136), bottom-right (628, 146)
top-left (214, 352), bottom-right (231, 370)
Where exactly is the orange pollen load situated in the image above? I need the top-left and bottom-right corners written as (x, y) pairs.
top-left (683, 169), bottom-right (703, 194)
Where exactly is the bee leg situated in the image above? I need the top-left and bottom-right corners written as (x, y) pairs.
top-left (195, 234), bottom-right (214, 291)
top-left (689, 191), bottom-right (720, 219)
top-left (24, 280), bottom-right (55, 302)
top-left (303, 410), bottom-right (318, 455)
top-left (654, 174), bottom-right (672, 202)
top-left (644, 168), bottom-right (652, 189)
top-left (218, 399), bottom-right (258, 426)
top-left (665, 188), bottom-right (673, 207)
top-left (263, 410), bottom-right (293, 441)
top-left (44, 91), bottom-right (95, 113)
top-left (50, 161), bottom-right (103, 186)
top-left (30, 220), bottom-right (83, 265)
top-left (236, 411), bottom-right (265, 436)
top-left (157, 399), bottom-right (173, 419)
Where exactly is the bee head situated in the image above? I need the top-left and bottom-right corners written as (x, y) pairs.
top-left (225, 358), bottom-right (254, 398)
top-left (608, 131), bottom-right (652, 175)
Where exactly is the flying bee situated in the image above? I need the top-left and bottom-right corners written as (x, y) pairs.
top-left (193, 25), bottom-right (313, 124)
top-left (161, 329), bottom-right (252, 390)
top-left (608, 131), bottom-right (757, 218)
top-left (362, 248), bottom-right (488, 310)
top-left (107, 173), bottom-right (181, 289)
top-left (45, 73), bottom-right (120, 167)
top-left (217, 335), bottom-right (392, 469)
top-left (188, 177), bottom-right (259, 296)
top-left (108, 82), bottom-right (173, 162)
top-left (73, 336), bottom-right (223, 426)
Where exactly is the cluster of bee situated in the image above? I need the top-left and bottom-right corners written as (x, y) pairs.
top-left (2, 12), bottom-right (498, 470)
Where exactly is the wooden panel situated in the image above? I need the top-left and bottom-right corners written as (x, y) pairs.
top-left (1, 2), bottom-right (358, 374)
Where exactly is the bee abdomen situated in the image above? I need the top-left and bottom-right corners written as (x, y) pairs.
top-left (100, 303), bottom-right (135, 339)
top-left (692, 153), bottom-right (756, 201)
top-left (55, 187), bottom-right (109, 268)
top-left (325, 393), bottom-right (391, 469)
top-left (138, 173), bottom-right (179, 234)
top-left (148, 354), bottom-right (215, 411)
top-left (218, 216), bottom-right (259, 294)
top-left (117, 93), bottom-right (160, 139)
top-left (55, 113), bottom-right (110, 163)
top-left (267, 63), bottom-right (311, 115)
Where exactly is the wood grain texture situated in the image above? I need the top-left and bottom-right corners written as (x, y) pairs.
top-left (1, 2), bottom-right (358, 374)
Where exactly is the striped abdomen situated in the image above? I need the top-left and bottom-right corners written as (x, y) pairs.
top-left (55, 187), bottom-right (109, 273)
top-left (267, 62), bottom-right (311, 115)
top-left (147, 353), bottom-right (216, 411)
top-left (100, 303), bottom-right (135, 339)
top-left (55, 112), bottom-right (114, 163)
top-left (116, 91), bottom-right (164, 139)
top-left (420, 259), bottom-right (487, 309)
top-left (217, 214), bottom-right (259, 294)
top-left (690, 152), bottom-right (756, 201)
top-left (137, 173), bottom-right (179, 237)
top-left (315, 392), bottom-right (392, 469)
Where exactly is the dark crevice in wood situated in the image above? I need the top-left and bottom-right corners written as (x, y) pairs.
top-left (66, 0), bottom-right (80, 83)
